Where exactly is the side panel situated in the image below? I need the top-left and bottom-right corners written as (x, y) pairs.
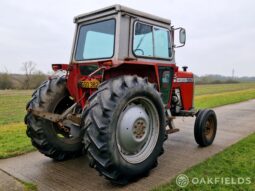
top-left (172, 71), bottom-right (194, 111)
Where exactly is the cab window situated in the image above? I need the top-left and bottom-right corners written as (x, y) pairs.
top-left (75, 19), bottom-right (115, 60)
top-left (133, 22), bottom-right (172, 59)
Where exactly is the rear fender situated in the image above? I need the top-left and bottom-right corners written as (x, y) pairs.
top-left (103, 64), bottom-right (159, 89)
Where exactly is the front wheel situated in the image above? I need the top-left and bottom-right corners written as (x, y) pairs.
top-left (194, 109), bottom-right (217, 147)
top-left (82, 76), bottom-right (166, 184)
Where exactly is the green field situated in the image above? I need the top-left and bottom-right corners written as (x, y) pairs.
top-left (195, 89), bottom-right (255, 108)
top-left (154, 133), bottom-right (255, 191)
top-left (0, 123), bottom-right (35, 158)
top-left (195, 82), bottom-right (255, 96)
top-left (194, 83), bottom-right (255, 109)
top-left (0, 82), bottom-right (255, 158)
top-left (0, 90), bottom-right (35, 158)
top-left (0, 90), bottom-right (33, 125)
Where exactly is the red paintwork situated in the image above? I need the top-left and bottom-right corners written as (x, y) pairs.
top-left (172, 70), bottom-right (194, 110)
top-left (103, 60), bottom-right (177, 92)
top-left (66, 63), bottom-right (101, 107)
top-left (55, 59), bottom-right (194, 112)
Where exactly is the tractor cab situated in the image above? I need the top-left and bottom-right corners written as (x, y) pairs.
top-left (72, 4), bottom-right (178, 62)
top-left (65, 5), bottom-right (191, 114)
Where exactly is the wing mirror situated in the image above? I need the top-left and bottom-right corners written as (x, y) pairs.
top-left (179, 28), bottom-right (186, 45)
top-left (174, 27), bottom-right (186, 48)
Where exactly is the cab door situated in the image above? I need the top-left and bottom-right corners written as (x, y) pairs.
top-left (159, 66), bottom-right (174, 104)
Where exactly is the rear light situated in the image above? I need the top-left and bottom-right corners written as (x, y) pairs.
top-left (101, 60), bottom-right (112, 66)
top-left (52, 64), bottom-right (61, 71)
top-left (52, 64), bottom-right (69, 71)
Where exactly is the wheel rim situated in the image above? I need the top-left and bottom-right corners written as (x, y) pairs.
top-left (116, 97), bottom-right (159, 164)
top-left (204, 116), bottom-right (215, 140)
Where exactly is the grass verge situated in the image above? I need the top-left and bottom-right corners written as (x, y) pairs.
top-left (23, 181), bottom-right (38, 191)
top-left (0, 122), bottom-right (35, 159)
top-left (195, 89), bottom-right (255, 109)
top-left (154, 133), bottom-right (255, 191)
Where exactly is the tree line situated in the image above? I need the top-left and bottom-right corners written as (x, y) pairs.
top-left (194, 74), bottom-right (255, 84)
top-left (0, 61), bottom-right (47, 90)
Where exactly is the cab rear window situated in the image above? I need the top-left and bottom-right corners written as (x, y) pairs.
top-left (75, 19), bottom-right (115, 60)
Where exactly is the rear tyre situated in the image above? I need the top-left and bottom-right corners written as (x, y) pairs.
top-left (82, 75), bottom-right (166, 185)
top-left (25, 76), bottom-right (83, 161)
top-left (194, 109), bottom-right (217, 147)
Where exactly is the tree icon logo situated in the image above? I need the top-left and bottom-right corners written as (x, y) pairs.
top-left (176, 174), bottom-right (189, 187)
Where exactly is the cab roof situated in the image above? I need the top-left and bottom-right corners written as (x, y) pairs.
top-left (74, 4), bottom-right (171, 25)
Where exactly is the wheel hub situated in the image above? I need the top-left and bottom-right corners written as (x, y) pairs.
top-left (133, 118), bottom-right (147, 139)
top-left (118, 105), bottom-right (150, 155)
top-left (204, 119), bottom-right (214, 139)
top-left (116, 97), bottom-right (160, 164)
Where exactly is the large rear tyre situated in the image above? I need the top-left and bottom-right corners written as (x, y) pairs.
top-left (25, 76), bottom-right (83, 161)
top-left (82, 76), bottom-right (166, 184)
top-left (194, 109), bottom-right (217, 147)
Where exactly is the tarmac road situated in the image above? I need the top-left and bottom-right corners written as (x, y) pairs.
top-left (0, 100), bottom-right (254, 191)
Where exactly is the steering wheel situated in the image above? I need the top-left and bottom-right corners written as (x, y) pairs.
top-left (134, 48), bottom-right (144, 55)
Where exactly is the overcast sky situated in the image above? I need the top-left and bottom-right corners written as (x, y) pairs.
top-left (0, 0), bottom-right (255, 76)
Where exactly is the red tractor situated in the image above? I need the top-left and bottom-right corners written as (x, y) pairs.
top-left (25, 5), bottom-right (217, 185)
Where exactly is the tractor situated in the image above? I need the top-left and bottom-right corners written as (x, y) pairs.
top-left (25, 5), bottom-right (217, 185)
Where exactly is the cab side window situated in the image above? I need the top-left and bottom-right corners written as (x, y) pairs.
top-left (133, 22), bottom-right (172, 59)
top-left (133, 23), bottom-right (153, 57)
top-left (154, 27), bottom-right (171, 58)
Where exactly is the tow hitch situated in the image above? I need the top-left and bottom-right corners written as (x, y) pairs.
top-left (28, 102), bottom-right (81, 132)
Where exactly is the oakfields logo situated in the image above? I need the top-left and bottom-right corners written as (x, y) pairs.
top-left (176, 174), bottom-right (252, 188)
top-left (176, 174), bottom-right (189, 187)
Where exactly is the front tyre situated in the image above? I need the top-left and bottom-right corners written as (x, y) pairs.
top-left (82, 76), bottom-right (166, 184)
top-left (194, 109), bottom-right (217, 147)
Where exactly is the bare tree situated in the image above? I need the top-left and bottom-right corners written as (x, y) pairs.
top-left (22, 61), bottom-right (36, 89)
